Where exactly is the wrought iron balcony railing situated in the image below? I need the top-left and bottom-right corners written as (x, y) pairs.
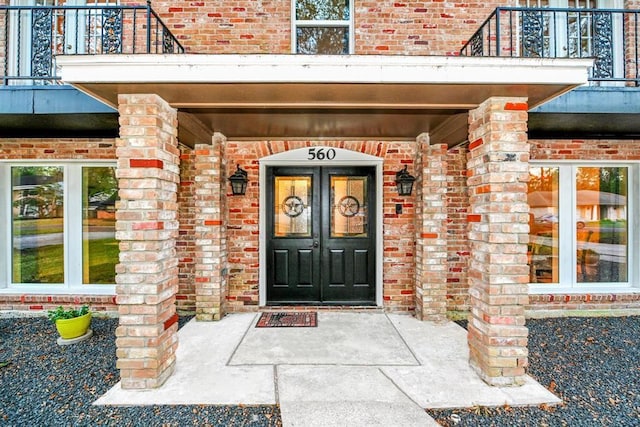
top-left (1, 2), bottom-right (184, 85)
top-left (460, 7), bottom-right (639, 85)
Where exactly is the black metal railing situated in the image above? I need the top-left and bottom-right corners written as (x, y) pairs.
top-left (460, 7), bottom-right (639, 85)
top-left (1, 1), bottom-right (184, 85)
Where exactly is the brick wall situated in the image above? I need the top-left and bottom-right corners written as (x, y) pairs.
top-left (528, 293), bottom-right (640, 313)
top-left (150, 0), bottom-right (291, 53)
top-left (0, 0), bottom-right (6, 80)
top-left (0, 138), bottom-right (118, 314)
top-left (354, 0), bottom-right (511, 56)
top-left (176, 145), bottom-right (196, 313)
top-left (0, 138), bottom-right (116, 159)
top-left (531, 138), bottom-right (640, 161)
top-left (446, 145), bottom-right (470, 313)
top-left (223, 140), bottom-right (417, 313)
top-left (0, 295), bottom-right (117, 314)
top-left (625, 0), bottom-right (639, 83)
top-left (147, 0), bottom-right (513, 56)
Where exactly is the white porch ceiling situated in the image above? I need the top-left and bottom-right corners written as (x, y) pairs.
top-left (56, 55), bottom-right (593, 146)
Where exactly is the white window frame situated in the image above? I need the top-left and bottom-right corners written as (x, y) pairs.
top-left (529, 161), bottom-right (640, 294)
top-left (291, 0), bottom-right (355, 54)
top-left (0, 160), bottom-right (117, 295)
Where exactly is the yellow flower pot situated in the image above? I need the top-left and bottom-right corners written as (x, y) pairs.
top-left (55, 312), bottom-right (92, 339)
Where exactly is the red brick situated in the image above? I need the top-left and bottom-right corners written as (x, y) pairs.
top-left (130, 159), bottom-right (164, 169)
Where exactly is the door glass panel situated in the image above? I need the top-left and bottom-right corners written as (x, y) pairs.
top-left (82, 166), bottom-right (119, 284)
top-left (11, 166), bottom-right (64, 283)
top-left (528, 167), bottom-right (559, 283)
top-left (331, 176), bottom-right (367, 238)
top-left (274, 176), bottom-right (312, 237)
top-left (576, 167), bottom-right (628, 283)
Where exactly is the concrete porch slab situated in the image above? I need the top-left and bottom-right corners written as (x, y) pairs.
top-left (94, 313), bottom-right (276, 405)
top-left (229, 312), bottom-right (419, 366)
top-left (95, 312), bottom-right (560, 425)
top-left (277, 365), bottom-right (439, 426)
top-left (384, 314), bottom-right (562, 409)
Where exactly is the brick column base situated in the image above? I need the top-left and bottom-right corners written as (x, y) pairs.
top-left (115, 94), bottom-right (180, 389)
top-left (415, 133), bottom-right (448, 321)
top-left (466, 97), bottom-right (530, 386)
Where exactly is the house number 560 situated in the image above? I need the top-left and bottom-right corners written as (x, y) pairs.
top-left (307, 148), bottom-right (336, 161)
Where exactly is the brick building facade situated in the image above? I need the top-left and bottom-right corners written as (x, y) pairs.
top-left (1, 0), bottom-right (639, 389)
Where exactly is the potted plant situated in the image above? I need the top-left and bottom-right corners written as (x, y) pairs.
top-left (47, 305), bottom-right (92, 342)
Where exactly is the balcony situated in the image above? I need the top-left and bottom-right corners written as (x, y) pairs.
top-left (460, 7), bottom-right (639, 85)
top-left (0, 2), bottom-right (183, 137)
top-left (1, 2), bottom-right (183, 85)
top-left (461, 7), bottom-right (640, 138)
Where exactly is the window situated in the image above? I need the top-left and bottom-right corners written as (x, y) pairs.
top-left (292, 0), bottom-right (353, 54)
top-left (1, 163), bottom-right (118, 292)
top-left (528, 164), bottom-right (635, 291)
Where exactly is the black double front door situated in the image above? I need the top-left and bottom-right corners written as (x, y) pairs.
top-left (266, 166), bottom-right (376, 305)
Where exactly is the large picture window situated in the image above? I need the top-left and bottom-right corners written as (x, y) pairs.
top-left (528, 163), bottom-right (634, 291)
top-left (292, 0), bottom-right (353, 54)
top-left (1, 162), bottom-right (118, 291)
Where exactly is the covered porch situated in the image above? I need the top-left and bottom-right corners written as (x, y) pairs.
top-left (56, 53), bottom-right (591, 390)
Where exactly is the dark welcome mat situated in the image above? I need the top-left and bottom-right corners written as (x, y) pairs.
top-left (256, 312), bottom-right (317, 328)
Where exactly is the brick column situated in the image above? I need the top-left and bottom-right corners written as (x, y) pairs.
top-left (414, 133), bottom-right (449, 321)
top-left (194, 133), bottom-right (228, 321)
top-left (624, 0), bottom-right (639, 84)
top-left (115, 94), bottom-right (180, 389)
top-left (466, 97), bottom-right (530, 386)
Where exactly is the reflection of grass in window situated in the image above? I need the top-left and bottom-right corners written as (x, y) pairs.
top-left (13, 218), bottom-right (64, 236)
top-left (84, 238), bottom-right (119, 284)
top-left (12, 245), bottom-right (64, 283)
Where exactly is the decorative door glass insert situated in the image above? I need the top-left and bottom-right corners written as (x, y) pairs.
top-left (576, 166), bottom-right (628, 283)
top-left (331, 176), bottom-right (367, 237)
top-left (82, 166), bottom-right (118, 284)
top-left (11, 166), bottom-right (64, 283)
top-left (274, 176), bottom-right (312, 237)
top-left (528, 167), bottom-right (560, 283)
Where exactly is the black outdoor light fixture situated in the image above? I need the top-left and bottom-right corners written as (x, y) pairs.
top-left (395, 165), bottom-right (416, 196)
top-left (229, 164), bottom-right (249, 196)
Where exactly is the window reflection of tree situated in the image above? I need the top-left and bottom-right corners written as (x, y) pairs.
top-left (296, 28), bottom-right (348, 54)
top-left (296, 0), bottom-right (349, 20)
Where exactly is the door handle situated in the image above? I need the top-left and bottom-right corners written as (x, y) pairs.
top-left (313, 241), bottom-right (319, 248)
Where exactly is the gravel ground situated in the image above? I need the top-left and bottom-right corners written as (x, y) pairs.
top-left (0, 316), bottom-right (281, 427)
top-left (1, 315), bottom-right (638, 426)
top-left (431, 316), bottom-right (640, 427)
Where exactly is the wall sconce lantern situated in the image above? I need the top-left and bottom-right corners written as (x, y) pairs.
top-left (395, 165), bottom-right (416, 196)
top-left (229, 164), bottom-right (249, 196)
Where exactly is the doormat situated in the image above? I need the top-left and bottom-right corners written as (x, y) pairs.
top-left (256, 312), bottom-right (317, 328)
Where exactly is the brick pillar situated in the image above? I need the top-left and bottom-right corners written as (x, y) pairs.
top-left (466, 97), bottom-right (530, 386)
top-left (414, 133), bottom-right (448, 321)
top-left (115, 94), bottom-right (180, 389)
top-left (194, 133), bottom-right (228, 321)
top-left (624, 0), bottom-right (639, 84)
